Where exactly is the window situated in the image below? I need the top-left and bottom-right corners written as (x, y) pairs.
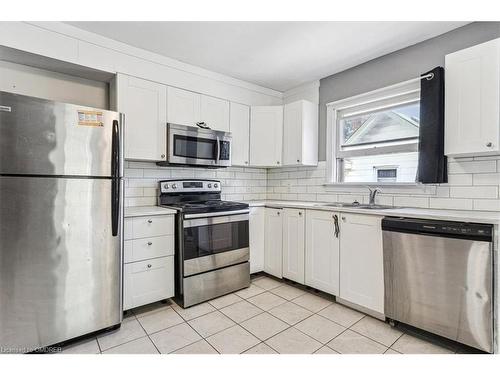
top-left (327, 80), bottom-right (420, 184)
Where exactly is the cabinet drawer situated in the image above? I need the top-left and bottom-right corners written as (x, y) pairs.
top-left (123, 256), bottom-right (174, 310)
top-left (341, 213), bottom-right (382, 227)
top-left (124, 215), bottom-right (174, 239)
top-left (124, 235), bottom-right (174, 263)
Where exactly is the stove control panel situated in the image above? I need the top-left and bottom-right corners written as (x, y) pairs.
top-left (160, 179), bottom-right (222, 194)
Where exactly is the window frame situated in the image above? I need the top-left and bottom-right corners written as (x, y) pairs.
top-left (326, 78), bottom-right (422, 186)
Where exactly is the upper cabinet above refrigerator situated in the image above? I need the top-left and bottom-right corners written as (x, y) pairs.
top-left (445, 38), bottom-right (500, 157)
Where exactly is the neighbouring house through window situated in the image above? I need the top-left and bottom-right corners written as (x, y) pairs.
top-left (327, 79), bottom-right (420, 184)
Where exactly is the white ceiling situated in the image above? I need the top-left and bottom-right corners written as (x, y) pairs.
top-left (66, 21), bottom-right (468, 92)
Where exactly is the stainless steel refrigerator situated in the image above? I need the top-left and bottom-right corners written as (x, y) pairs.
top-left (0, 91), bottom-right (123, 353)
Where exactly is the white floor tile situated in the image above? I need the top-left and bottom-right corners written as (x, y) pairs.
top-left (235, 284), bottom-right (266, 299)
top-left (136, 306), bottom-right (184, 335)
top-left (268, 301), bottom-right (312, 325)
top-left (327, 329), bottom-right (386, 354)
top-left (220, 300), bottom-right (263, 323)
top-left (266, 327), bottom-right (322, 354)
top-left (314, 346), bottom-right (339, 354)
top-left (188, 311), bottom-right (236, 338)
top-left (292, 292), bottom-right (332, 312)
top-left (252, 276), bottom-right (283, 291)
top-left (318, 302), bottom-right (365, 327)
top-left (350, 316), bottom-right (403, 347)
top-left (247, 291), bottom-right (287, 311)
top-left (102, 336), bottom-right (159, 354)
top-left (206, 325), bottom-right (260, 354)
top-left (240, 312), bottom-right (289, 341)
top-left (243, 342), bottom-right (278, 354)
top-left (172, 339), bottom-right (218, 354)
top-left (171, 302), bottom-right (216, 321)
top-left (271, 284), bottom-right (307, 300)
top-left (208, 293), bottom-right (243, 309)
top-left (97, 318), bottom-right (146, 351)
top-left (149, 323), bottom-right (201, 353)
top-left (295, 314), bottom-right (346, 344)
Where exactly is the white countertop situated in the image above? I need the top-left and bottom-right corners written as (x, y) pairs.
top-left (124, 206), bottom-right (177, 218)
top-left (242, 200), bottom-right (500, 225)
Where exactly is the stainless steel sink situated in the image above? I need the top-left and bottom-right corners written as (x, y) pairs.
top-left (316, 202), bottom-right (363, 208)
top-left (316, 202), bottom-right (397, 210)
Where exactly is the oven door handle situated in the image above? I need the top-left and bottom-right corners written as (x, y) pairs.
top-left (183, 209), bottom-right (249, 219)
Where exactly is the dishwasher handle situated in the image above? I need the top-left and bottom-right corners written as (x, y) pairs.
top-left (382, 217), bottom-right (493, 242)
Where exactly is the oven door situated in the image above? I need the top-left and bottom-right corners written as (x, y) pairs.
top-left (182, 213), bottom-right (249, 276)
top-left (167, 123), bottom-right (231, 167)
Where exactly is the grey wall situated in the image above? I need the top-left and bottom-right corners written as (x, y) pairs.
top-left (318, 21), bottom-right (500, 161)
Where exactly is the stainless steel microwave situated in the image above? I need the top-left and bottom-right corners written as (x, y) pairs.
top-left (157, 123), bottom-right (232, 168)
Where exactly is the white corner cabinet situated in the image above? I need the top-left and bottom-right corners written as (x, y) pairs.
top-left (115, 74), bottom-right (167, 161)
top-left (123, 213), bottom-right (175, 310)
top-left (249, 100), bottom-right (318, 168)
top-left (250, 106), bottom-right (284, 167)
top-left (445, 38), bottom-right (500, 157)
top-left (338, 213), bottom-right (384, 315)
top-left (230, 102), bottom-right (251, 166)
top-left (283, 100), bottom-right (318, 166)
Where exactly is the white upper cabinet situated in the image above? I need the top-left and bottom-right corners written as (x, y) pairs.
top-left (117, 74), bottom-right (167, 161)
top-left (230, 102), bottom-right (250, 166)
top-left (250, 106), bottom-right (283, 167)
top-left (167, 86), bottom-right (230, 132)
top-left (338, 214), bottom-right (384, 315)
top-left (282, 208), bottom-right (305, 284)
top-left (283, 100), bottom-right (318, 166)
top-left (201, 95), bottom-right (230, 132)
top-left (264, 208), bottom-right (283, 278)
top-left (167, 86), bottom-right (201, 126)
top-left (305, 210), bottom-right (339, 295)
top-left (445, 38), bottom-right (500, 156)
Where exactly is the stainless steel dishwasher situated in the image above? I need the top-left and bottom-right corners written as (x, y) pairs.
top-left (382, 217), bottom-right (494, 353)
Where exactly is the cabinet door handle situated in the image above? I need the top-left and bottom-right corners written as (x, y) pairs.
top-left (161, 154), bottom-right (166, 159)
top-left (298, 211), bottom-right (302, 216)
top-left (147, 264), bottom-right (152, 269)
top-left (486, 142), bottom-right (493, 147)
top-left (333, 215), bottom-right (340, 238)
top-left (147, 241), bottom-right (153, 246)
top-left (277, 211), bottom-right (280, 216)
top-left (147, 219), bottom-right (153, 224)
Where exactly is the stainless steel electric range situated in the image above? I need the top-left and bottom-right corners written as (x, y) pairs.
top-left (158, 179), bottom-right (250, 307)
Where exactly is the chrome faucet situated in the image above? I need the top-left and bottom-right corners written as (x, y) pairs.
top-left (368, 187), bottom-right (381, 205)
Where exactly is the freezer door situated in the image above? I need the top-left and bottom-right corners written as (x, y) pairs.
top-left (0, 176), bottom-right (122, 352)
top-left (0, 91), bottom-right (122, 177)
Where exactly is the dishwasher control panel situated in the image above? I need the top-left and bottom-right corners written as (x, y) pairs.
top-left (382, 217), bottom-right (493, 242)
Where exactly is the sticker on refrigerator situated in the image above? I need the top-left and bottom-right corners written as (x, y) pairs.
top-left (77, 110), bottom-right (104, 127)
top-left (0, 105), bottom-right (12, 112)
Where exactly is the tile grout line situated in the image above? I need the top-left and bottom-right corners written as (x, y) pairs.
top-left (133, 313), bottom-right (161, 354)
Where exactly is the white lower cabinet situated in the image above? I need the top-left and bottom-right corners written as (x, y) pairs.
top-left (124, 256), bottom-right (174, 310)
top-left (123, 214), bottom-right (175, 310)
top-left (305, 210), bottom-right (340, 295)
top-left (249, 207), bottom-right (265, 273)
top-left (264, 208), bottom-right (283, 278)
top-left (338, 213), bottom-right (384, 314)
top-left (282, 208), bottom-right (305, 284)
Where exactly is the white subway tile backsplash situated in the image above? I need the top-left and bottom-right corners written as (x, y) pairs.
top-left (429, 198), bottom-right (473, 210)
top-left (450, 186), bottom-right (498, 199)
top-left (124, 156), bottom-right (500, 211)
top-left (448, 160), bottom-right (497, 174)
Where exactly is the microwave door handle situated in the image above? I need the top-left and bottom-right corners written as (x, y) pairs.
top-left (216, 135), bottom-right (220, 164)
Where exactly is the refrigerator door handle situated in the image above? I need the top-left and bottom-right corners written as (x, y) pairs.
top-left (111, 119), bottom-right (120, 237)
